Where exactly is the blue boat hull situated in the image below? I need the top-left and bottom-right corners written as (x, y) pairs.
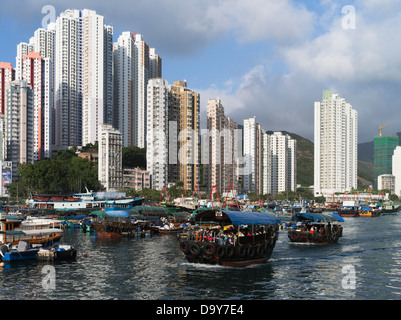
top-left (2, 249), bottom-right (39, 262)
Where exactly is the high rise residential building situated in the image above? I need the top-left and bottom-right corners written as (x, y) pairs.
top-left (374, 135), bottom-right (398, 189)
top-left (0, 63), bottom-right (15, 115)
top-left (392, 146), bottom-right (401, 196)
top-left (262, 131), bottom-right (297, 195)
top-left (15, 42), bottom-right (34, 81)
top-left (54, 9), bottom-right (82, 149)
top-left (54, 9), bottom-right (113, 150)
top-left (22, 52), bottom-right (53, 160)
top-left (169, 81), bottom-right (200, 191)
top-left (243, 117), bottom-right (263, 194)
top-left (113, 32), bottom-right (161, 148)
top-left (98, 124), bottom-right (123, 191)
top-left (314, 90), bottom-right (358, 196)
top-left (81, 9), bottom-right (113, 146)
top-left (205, 99), bottom-right (239, 194)
top-left (4, 80), bottom-right (34, 177)
top-left (146, 78), bottom-right (169, 190)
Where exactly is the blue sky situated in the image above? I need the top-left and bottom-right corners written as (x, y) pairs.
top-left (1, 0), bottom-right (401, 143)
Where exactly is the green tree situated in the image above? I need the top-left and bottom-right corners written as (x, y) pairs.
top-left (122, 146), bottom-right (146, 169)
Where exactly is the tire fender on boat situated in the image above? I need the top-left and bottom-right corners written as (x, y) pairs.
top-left (216, 245), bottom-right (225, 258)
top-left (238, 246), bottom-right (247, 258)
top-left (247, 246), bottom-right (255, 258)
top-left (257, 244), bottom-right (264, 256)
top-left (225, 245), bottom-right (235, 258)
top-left (189, 242), bottom-right (201, 257)
top-left (180, 241), bottom-right (190, 254)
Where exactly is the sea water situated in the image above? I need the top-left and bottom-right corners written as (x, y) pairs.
top-left (1, 214), bottom-right (401, 300)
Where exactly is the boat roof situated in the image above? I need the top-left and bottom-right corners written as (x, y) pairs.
top-left (194, 209), bottom-right (281, 226)
top-left (294, 212), bottom-right (344, 223)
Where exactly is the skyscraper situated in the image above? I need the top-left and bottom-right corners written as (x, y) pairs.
top-left (243, 117), bottom-right (263, 194)
top-left (314, 90), bottom-right (358, 196)
top-left (4, 80), bottom-right (34, 177)
top-left (169, 81), bottom-right (200, 191)
top-left (0, 63), bottom-right (14, 115)
top-left (22, 52), bottom-right (52, 160)
top-left (146, 78), bottom-right (169, 190)
top-left (205, 99), bottom-right (239, 194)
top-left (113, 32), bottom-right (161, 148)
top-left (54, 9), bottom-right (113, 149)
top-left (262, 131), bottom-right (297, 195)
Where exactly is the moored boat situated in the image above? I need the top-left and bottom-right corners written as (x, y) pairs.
top-left (287, 212), bottom-right (344, 244)
top-left (179, 209), bottom-right (281, 267)
top-left (0, 241), bottom-right (40, 262)
top-left (0, 213), bottom-right (63, 246)
top-left (37, 244), bottom-right (77, 261)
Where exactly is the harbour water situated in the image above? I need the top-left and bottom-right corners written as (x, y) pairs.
top-left (1, 214), bottom-right (401, 300)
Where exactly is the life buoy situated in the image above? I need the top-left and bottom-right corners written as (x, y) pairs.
top-left (189, 242), bottom-right (201, 257)
top-left (225, 245), bottom-right (235, 258)
top-left (180, 240), bottom-right (190, 254)
top-left (196, 232), bottom-right (202, 242)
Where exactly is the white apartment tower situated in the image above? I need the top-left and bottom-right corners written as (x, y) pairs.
top-left (262, 132), bottom-right (297, 195)
top-left (113, 32), bottom-right (161, 148)
top-left (243, 117), bottom-right (263, 194)
top-left (392, 146), bottom-right (401, 196)
top-left (54, 9), bottom-right (113, 149)
top-left (98, 124), bottom-right (123, 191)
top-left (314, 90), bottom-right (358, 196)
top-left (146, 78), bottom-right (169, 190)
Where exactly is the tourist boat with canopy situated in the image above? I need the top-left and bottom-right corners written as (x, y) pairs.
top-left (179, 209), bottom-right (281, 267)
top-left (287, 212), bottom-right (344, 244)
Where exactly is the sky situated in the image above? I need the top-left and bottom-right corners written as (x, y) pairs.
top-left (1, 0), bottom-right (401, 143)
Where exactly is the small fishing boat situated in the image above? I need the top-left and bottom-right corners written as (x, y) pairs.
top-left (37, 244), bottom-right (77, 261)
top-left (287, 212), bottom-right (344, 244)
top-left (0, 241), bottom-right (39, 262)
top-left (179, 209), bottom-right (281, 267)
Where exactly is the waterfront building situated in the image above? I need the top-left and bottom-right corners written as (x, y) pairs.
top-left (314, 90), bottom-right (358, 196)
top-left (146, 78), bottom-right (169, 190)
top-left (113, 32), bottom-right (161, 148)
top-left (4, 80), bottom-right (34, 177)
top-left (169, 81), bottom-right (200, 191)
top-left (0, 63), bottom-right (15, 115)
top-left (377, 174), bottom-right (395, 194)
top-left (262, 131), bottom-right (297, 195)
top-left (374, 135), bottom-right (398, 190)
top-left (205, 99), bottom-right (239, 194)
top-left (98, 124), bottom-right (123, 191)
top-left (243, 117), bottom-right (263, 194)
